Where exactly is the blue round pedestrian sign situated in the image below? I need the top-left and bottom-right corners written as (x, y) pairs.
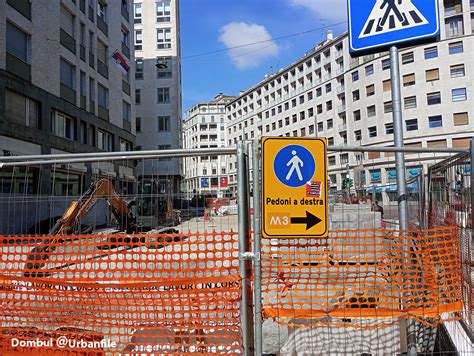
top-left (273, 145), bottom-right (315, 188)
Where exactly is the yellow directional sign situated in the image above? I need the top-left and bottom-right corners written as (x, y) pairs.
top-left (262, 137), bottom-right (328, 238)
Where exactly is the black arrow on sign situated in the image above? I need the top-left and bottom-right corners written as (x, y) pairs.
top-left (291, 211), bottom-right (322, 230)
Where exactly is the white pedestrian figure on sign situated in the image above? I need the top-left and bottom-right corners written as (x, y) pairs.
top-left (286, 150), bottom-right (304, 181)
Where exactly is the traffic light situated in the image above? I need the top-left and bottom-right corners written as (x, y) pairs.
top-left (343, 178), bottom-right (353, 189)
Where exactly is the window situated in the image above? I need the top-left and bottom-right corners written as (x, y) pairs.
top-left (450, 64), bottom-right (465, 77)
top-left (428, 115), bottom-right (443, 128)
top-left (404, 96), bottom-right (417, 109)
top-left (121, 28), bottom-right (129, 47)
top-left (157, 87), bottom-right (170, 103)
top-left (53, 111), bottom-right (76, 140)
top-left (60, 6), bottom-right (75, 37)
top-left (366, 84), bottom-right (375, 97)
top-left (427, 92), bottom-right (441, 105)
top-left (384, 101), bottom-right (392, 113)
top-left (327, 119), bottom-right (333, 129)
top-left (403, 73), bottom-right (415, 87)
top-left (367, 105), bottom-right (376, 118)
top-left (383, 80), bottom-right (391, 92)
top-left (80, 71), bottom-right (86, 97)
top-left (89, 77), bottom-right (95, 110)
top-left (60, 58), bottom-right (75, 89)
top-left (316, 88), bottom-right (322, 97)
top-left (405, 119), bottom-right (418, 131)
top-left (135, 58), bottom-right (143, 79)
top-left (97, 0), bottom-right (107, 22)
top-left (381, 58), bottom-right (390, 70)
top-left (325, 83), bottom-right (331, 93)
top-left (453, 112), bottom-right (469, 126)
top-left (449, 41), bottom-right (463, 54)
top-left (135, 30), bottom-right (142, 50)
top-left (424, 46), bottom-right (438, 59)
top-left (385, 123), bottom-right (394, 135)
top-left (98, 84), bottom-right (108, 109)
top-left (351, 71), bottom-right (359, 81)
top-left (368, 126), bottom-right (377, 138)
top-left (318, 122), bottom-right (323, 132)
top-left (327, 137), bottom-right (334, 146)
top-left (134, 3), bottom-right (142, 23)
top-left (352, 90), bottom-right (360, 101)
top-left (157, 56), bottom-right (172, 78)
top-left (97, 130), bottom-right (113, 151)
top-left (326, 101), bottom-right (332, 111)
top-left (452, 88), bottom-right (467, 102)
top-left (353, 110), bottom-right (361, 121)
top-left (355, 130), bottom-right (362, 141)
top-left (135, 89), bottom-right (141, 104)
top-left (136, 117), bottom-right (141, 132)
top-left (365, 64), bottom-right (374, 76)
top-left (120, 139), bottom-right (132, 152)
top-left (157, 28), bottom-right (172, 49)
top-left (5, 90), bottom-right (40, 128)
top-left (156, 1), bottom-right (171, 22)
top-left (425, 68), bottom-right (439, 82)
top-left (6, 22), bottom-right (30, 63)
top-left (158, 116), bottom-right (170, 131)
top-left (401, 52), bottom-right (414, 64)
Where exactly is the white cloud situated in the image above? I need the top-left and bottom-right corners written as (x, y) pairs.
top-left (289, 0), bottom-right (347, 21)
top-left (218, 22), bottom-right (279, 70)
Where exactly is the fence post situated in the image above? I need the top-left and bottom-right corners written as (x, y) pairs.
top-left (390, 45), bottom-right (416, 356)
top-left (252, 139), bottom-right (263, 355)
top-left (237, 141), bottom-right (255, 355)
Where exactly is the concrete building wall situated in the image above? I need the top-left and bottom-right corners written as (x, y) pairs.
top-left (134, 0), bottom-right (182, 190)
top-left (0, 0), bottom-right (136, 196)
top-left (226, 0), bottom-right (474, 202)
top-left (182, 94), bottom-right (235, 197)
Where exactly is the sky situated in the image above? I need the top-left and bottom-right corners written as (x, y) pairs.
top-left (180, 0), bottom-right (348, 114)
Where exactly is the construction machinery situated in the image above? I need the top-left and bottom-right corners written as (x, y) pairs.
top-left (24, 178), bottom-right (180, 277)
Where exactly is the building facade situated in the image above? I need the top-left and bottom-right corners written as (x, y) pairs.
top-left (182, 94), bottom-right (235, 197)
top-left (133, 0), bottom-right (182, 193)
top-left (0, 0), bottom-right (136, 196)
top-left (226, 0), bottom-right (474, 203)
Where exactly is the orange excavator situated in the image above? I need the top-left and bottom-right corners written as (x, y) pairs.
top-left (24, 179), bottom-right (140, 277)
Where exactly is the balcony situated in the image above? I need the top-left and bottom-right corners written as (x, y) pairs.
top-left (88, 6), bottom-right (94, 22)
top-left (97, 16), bottom-right (108, 36)
top-left (6, 0), bottom-right (31, 19)
top-left (339, 123), bottom-right (347, 132)
top-left (60, 83), bottom-right (76, 105)
top-left (89, 52), bottom-right (95, 69)
top-left (446, 26), bottom-right (464, 38)
top-left (444, 4), bottom-right (463, 17)
top-left (60, 29), bottom-right (76, 54)
top-left (98, 105), bottom-right (109, 121)
top-left (336, 85), bottom-right (345, 94)
top-left (80, 44), bottom-right (86, 61)
top-left (336, 67), bottom-right (345, 75)
top-left (6, 53), bottom-right (31, 82)
top-left (79, 0), bottom-right (85, 13)
top-left (97, 60), bottom-right (108, 79)
top-left (122, 79), bottom-right (131, 95)
top-left (121, 43), bottom-right (130, 58)
top-left (121, 6), bottom-right (130, 22)
top-left (337, 104), bottom-right (346, 113)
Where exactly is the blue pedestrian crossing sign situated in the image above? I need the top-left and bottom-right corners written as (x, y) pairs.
top-left (348, 0), bottom-right (440, 54)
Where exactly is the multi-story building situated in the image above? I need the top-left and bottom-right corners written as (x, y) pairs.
top-left (0, 0), bottom-right (136, 195)
top-left (133, 0), bottom-right (182, 193)
top-left (227, 0), bottom-right (474, 203)
top-left (183, 93), bottom-right (235, 198)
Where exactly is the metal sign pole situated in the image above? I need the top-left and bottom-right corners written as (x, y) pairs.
top-left (237, 142), bottom-right (255, 355)
top-left (252, 139), bottom-right (263, 356)
top-left (390, 45), bottom-right (417, 356)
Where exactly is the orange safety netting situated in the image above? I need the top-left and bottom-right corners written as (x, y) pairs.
top-left (262, 226), bottom-right (463, 328)
top-left (0, 231), bottom-right (241, 355)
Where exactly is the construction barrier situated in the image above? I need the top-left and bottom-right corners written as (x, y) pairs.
top-left (261, 226), bottom-right (463, 329)
top-left (0, 231), bottom-right (241, 355)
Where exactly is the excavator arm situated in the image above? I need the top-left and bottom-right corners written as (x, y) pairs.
top-left (25, 179), bottom-right (136, 276)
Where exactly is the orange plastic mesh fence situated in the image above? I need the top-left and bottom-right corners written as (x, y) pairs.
top-left (262, 226), bottom-right (463, 329)
top-left (0, 231), bottom-right (241, 355)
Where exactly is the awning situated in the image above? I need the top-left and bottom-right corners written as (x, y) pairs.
top-left (384, 182), bottom-right (419, 192)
